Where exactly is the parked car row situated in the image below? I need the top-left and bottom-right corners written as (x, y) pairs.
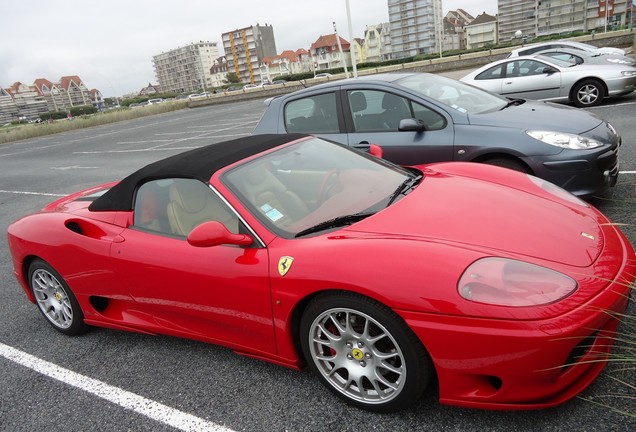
top-left (461, 52), bottom-right (636, 108)
top-left (254, 71), bottom-right (622, 197)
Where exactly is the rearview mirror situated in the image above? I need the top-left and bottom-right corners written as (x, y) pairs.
top-left (187, 221), bottom-right (253, 247)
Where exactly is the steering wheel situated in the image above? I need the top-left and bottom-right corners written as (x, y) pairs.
top-left (317, 170), bottom-right (341, 205)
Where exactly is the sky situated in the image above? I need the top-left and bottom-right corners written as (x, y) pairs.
top-left (0, 0), bottom-right (496, 97)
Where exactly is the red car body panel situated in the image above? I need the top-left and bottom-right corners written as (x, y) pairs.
top-left (7, 136), bottom-right (635, 410)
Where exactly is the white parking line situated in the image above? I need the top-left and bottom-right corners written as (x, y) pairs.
top-left (0, 342), bottom-right (235, 432)
top-left (0, 189), bottom-right (65, 197)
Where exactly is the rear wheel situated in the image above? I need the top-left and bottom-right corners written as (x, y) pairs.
top-left (572, 79), bottom-right (605, 107)
top-left (300, 292), bottom-right (432, 412)
top-left (28, 259), bottom-right (88, 335)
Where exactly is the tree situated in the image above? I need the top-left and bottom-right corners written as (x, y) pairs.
top-left (226, 73), bottom-right (240, 84)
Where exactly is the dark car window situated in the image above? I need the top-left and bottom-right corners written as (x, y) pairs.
top-left (519, 44), bottom-right (555, 56)
top-left (514, 59), bottom-right (554, 76)
top-left (284, 92), bottom-right (339, 134)
top-left (347, 90), bottom-right (445, 132)
top-left (475, 64), bottom-right (504, 80)
top-left (133, 178), bottom-right (238, 237)
top-left (541, 51), bottom-right (583, 65)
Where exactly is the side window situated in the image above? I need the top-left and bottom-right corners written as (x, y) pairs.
top-left (284, 93), bottom-right (339, 133)
top-left (504, 61), bottom-right (521, 77)
top-left (475, 64), bottom-right (503, 80)
top-left (518, 60), bottom-right (551, 76)
top-left (347, 90), bottom-right (413, 132)
top-left (133, 178), bottom-right (239, 237)
top-left (412, 101), bottom-right (446, 131)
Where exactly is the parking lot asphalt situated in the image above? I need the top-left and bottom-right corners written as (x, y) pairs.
top-left (0, 96), bottom-right (634, 431)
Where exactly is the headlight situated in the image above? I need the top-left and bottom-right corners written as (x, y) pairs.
top-left (458, 258), bottom-right (577, 307)
top-left (621, 70), bottom-right (636, 77)
top-left (526, 130), bottom-right (602, 149)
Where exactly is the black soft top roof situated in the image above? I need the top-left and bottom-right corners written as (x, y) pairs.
top-left (89, 133), bottom-right (307, 212)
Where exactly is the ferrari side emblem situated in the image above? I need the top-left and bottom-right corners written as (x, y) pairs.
top-left (278, 256), bottom-right (294, 276)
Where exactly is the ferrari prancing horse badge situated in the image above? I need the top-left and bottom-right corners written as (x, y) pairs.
top-left (278, 256), bottom-right (294, 276)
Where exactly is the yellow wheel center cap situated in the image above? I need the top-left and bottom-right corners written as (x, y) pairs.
top-left (351, 348), bottom-right (364, 361)
top-left (55, 292), bottom-right (63, 301)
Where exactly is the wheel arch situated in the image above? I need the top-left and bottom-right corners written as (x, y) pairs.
top-left (288, 288), bottom-right (435, 368)
top-left (471, 153), bottom-right (534, 174)
top-left (568, 77), bottom-right (607, 103)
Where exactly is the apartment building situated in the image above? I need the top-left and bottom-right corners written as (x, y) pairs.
top-left (466, 13), bottom-right (499, 49)
top-left (388, 0), bottom-right (443, 58)
top-left (499, 0), bottom-right (630, 41)
top-left (442, 9), bottom-right (474, 51)
top-left (222, 24), bottom-right (277, 85)
top-left (310, 34), bottom-right (353, 70)
top-left (1, 75), bottom-right (101, 124)
top-left (152, 41), bottom-right (220, 94)
top-left (364, 23), bottom-right (392, 62)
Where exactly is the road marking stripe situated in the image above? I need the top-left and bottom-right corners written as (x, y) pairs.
top-left (0, 189), bottom-right (65, 197)
top-left (0, 342), bottom-right (235, 432)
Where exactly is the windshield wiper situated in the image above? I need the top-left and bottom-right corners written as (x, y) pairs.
top-left (500, 98), bottom-right (525, 110)
top-left (386, 174), bottom-right (423, 207)
top-left (295, 212), bottom-right (376, 238)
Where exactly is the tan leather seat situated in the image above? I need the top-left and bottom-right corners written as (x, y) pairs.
top-left (240, 164), bottom-right (309, 225)
top-left (167, 179), bottom-right (238, 236)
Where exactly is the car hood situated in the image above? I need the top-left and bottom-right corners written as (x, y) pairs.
top-left (344, 166), bottom-right (603, 267)
top-left (468, 100), bottom-right (604, 134)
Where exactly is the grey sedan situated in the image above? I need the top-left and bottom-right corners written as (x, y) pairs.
top-left (506, 40), bottom-right (626, 57)
top-left (534, 48), bottom-right (635, 66)
top-left (461, 55), bottom-right (636, 107)
top-left (253, 73), bottom-right (621, 197)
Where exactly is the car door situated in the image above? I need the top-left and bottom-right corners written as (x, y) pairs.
top-left (281, 90), bottom-right (349, 145)
top-left (500, 59), bottom-right (562, 100)
top-left (343, 87), bottom-right (455, 165)
top-left (112, 178), bottom-right (275, 353)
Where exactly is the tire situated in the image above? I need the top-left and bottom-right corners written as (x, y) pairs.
top-left (483, 157), bottom-right (531, 174)
top-left (28, 259), bottom-right (88, 335)
top-left (300, 292), bottom-right (432, 412)
top-left (572, 79), bottom-right (605, 108)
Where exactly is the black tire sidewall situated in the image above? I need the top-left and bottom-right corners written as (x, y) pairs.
top-left (300, 292), bottom-right (431, 412)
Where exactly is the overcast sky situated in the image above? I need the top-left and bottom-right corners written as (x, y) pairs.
top-left (0, 0), bottom-right (496, 97)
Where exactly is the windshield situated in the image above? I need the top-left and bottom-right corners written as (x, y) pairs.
top-left (396, 73), bottom-right (508, 114)
top-left (535, 55), bottom-right (572, 68)
top-left (223, 137), bottom-right (414, 238)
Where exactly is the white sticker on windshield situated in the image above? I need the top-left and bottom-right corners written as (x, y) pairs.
top-left (261, 204), bottom-right (284, 222)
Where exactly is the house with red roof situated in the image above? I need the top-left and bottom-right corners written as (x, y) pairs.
top-left (310, 34), bottom-right (353, 71)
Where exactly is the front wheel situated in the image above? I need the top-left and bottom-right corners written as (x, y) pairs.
top-left (28, 259), bottom-right (88, 335)
top-left (300, 292), bottom-right (432, 412)
top-left (572, 79), bottom-right (605, 108)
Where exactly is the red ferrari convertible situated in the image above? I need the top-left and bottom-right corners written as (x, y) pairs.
top-left (7, 134), bottom-right (635, 412)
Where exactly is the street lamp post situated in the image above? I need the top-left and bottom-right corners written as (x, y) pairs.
top-left (333, 21), bottom-right (350, 78)
top-left (345, 0), bottom-right (358, 78)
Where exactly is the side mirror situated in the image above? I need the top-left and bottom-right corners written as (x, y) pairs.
top-left (187, 221), bottom-right (253, 247)
top-left (398, 118), bottom-right (425, 132)
top-left (369, 144), bottom-right (384, 158)
top-left (544, 67), bottom-right (558, 75)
